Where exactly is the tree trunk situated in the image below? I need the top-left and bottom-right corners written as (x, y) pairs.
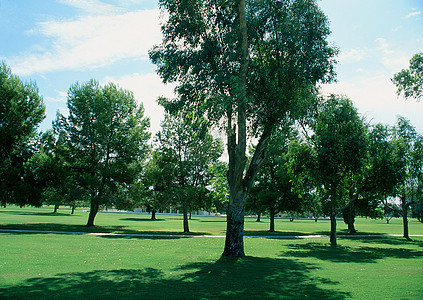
top-left (330, 211), bottom-right (337, 246)
top-left (183, 200), bottom-right (189, 233)
top-left (256, 212), bottom-right (261, 222)
top-left (269, 209), bottom-right (275, 232)
top-left (86, 200), bottom-right (99, 227)
top-left (53, 203), bottom-right (59, 213)
top-left (151, 209), bottom-right (156, 220)
top-left (343, 205), bottom-right (356, 233)
top-left (401, 198), bottom-right (411, 241)
top-left (223, 191), bottom-right (247, 257)
top-left (71, 204), bottom-right (75, 215)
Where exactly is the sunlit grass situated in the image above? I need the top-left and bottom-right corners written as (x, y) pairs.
top-left (0, 206), bottom-right (422, 299)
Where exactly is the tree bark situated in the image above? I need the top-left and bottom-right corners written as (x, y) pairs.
top-left (256, 212), bottom-right (261, 222)
top-left (343, 205), bottom-right (356, 233)
top-left (183, 200), bottom-right (189, 233)
top-left (151, 209), bottom-right (156, 220)
top-left (223, 191), bottom-right (247, 257)
top-left (53, 203), bottom-right (59, 213)
top-left (269, 209), bottom-right (275, 232)
top-left (86, 199), bottom-right (99, 227)
top-left (330, 207), bottom-right (337, 246)
top-left (71, 204), bottom-right (75, 215)
top-left (401, 197), bottom-right (411, 241)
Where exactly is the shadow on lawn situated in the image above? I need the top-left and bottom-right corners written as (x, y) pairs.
top-left (120, 217), bottom-right (165, 222)
top-left (0, 223), bottom-right (209, 239)
top-left (284, 241), bottom-right (423, 263)
top-left (0, 257), bottom-right (350, 299)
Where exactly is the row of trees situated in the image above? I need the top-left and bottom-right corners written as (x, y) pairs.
top-left (247, 95), bottom-right (423, 245)
top-left (1, 62), bottom-right (225, 231)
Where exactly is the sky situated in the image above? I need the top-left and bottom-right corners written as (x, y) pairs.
top-left (1, 0), bottom-right (422, 135)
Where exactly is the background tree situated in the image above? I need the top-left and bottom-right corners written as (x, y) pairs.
top-left (150, 0), bottom-right (336, 257)
top-left (392, 53), bottom-right (423, 101)
top-left (290, 95), bottom-right (367, 245)
top-left (0, 61), bottom-right (45, 207)
top-left (155, 111), bottom-right (223, 232)
top-left (208, 161), bottom-right (230, 214)
top-left (386, 117), bottom-right (423, 240)
top-left (55, 80), bottom-right (150, 226)
top-left (247, 124), bottom-right (302, 232)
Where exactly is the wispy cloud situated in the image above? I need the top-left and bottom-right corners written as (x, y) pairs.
top-left (405, 10), bottom-right (422, 19)
top-left (9, 6), bottom-right (161, 76)
top-left (338, 48), bottom-right (365, 63)
top-left (57, 0), bottom-right (123, 15)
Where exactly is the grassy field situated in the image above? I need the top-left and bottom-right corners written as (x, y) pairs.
top-left (1, 206), bottom-right (422, 299)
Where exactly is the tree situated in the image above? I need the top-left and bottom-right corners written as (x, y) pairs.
top-left (387, 117), bottom-right (423, 240)
top-left (392, 53), bottom-right (423, 101)
top-left (247, 124), bottom-right (302, 232)
top-left (55, 80), bottom-right (150, 226)
top-left (155, 111), bottom-right (223, 232)
top-left (208, 161), bottom-right (230, 214)
top-left (291, 95), bottom-right (367, 245)
top-left (150, 0), bottom-right (336, 257)
top-left (0, 61), bottom-right (45, 207)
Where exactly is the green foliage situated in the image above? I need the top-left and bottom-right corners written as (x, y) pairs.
top-left (0, 61), bottom-right (45, 207)
top-left (54, 80), bottom-right (151, 225)
top-left (392, 52), bottom-right (423, 101)
top-left (247, 123), bottom-right (303, 230)
top-left (154, 111), bottom-right (223, 231)
top-left (208, 161), bottom-right (229, 213)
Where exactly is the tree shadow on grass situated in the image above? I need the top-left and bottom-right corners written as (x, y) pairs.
top-left (120, 217), bottom-right (165, 222)
top-left (0, 257), bottom-right (350, 299)
top-left (283, 242), bottom-right (423, 263)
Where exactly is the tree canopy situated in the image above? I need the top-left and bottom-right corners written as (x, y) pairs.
top-left (151, 0), bottom-right (337, 257)
top-left (392, 53), bottom-right (423, 101)
top-left (54, 80), bottom-right (150, 226)
top-left (0, 61), bottom-right (45, 207)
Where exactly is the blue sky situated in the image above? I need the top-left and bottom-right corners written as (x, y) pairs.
top-left (1, 0), bottom-right (422, 134)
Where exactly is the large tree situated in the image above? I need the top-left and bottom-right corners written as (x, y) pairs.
top-left (392, 53), bottom-right (423, 101)
top-left (150, 0), bottom-right (336, 257)
top-left (155, 111), bottom-right (223, 232)
top-left (0, 62), bottom-right (45, 207)
top-left (55, 80), bottom-right (150, 226)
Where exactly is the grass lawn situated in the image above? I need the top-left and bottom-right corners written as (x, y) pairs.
top-left (1, 206), bottom-right (422, 299)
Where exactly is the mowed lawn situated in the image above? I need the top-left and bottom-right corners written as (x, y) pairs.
top-left (0, 206), bottom-right (422, 299)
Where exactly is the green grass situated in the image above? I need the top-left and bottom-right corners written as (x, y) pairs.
top-left (1, 206), bottom-right (422, 299)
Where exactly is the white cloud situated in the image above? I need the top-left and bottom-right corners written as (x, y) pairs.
top-left (338, 48), bottom-right (365, 63)
top-left (321, 76), bottom-right (423, 133)
top-left (10, 9), bottom-right (161, 76)
top-left (405, 11), bottom-right (422, 19)
top-left (105, 72), bottom-right (176, 135)
top-left (374, 38), bottom-right (409, 72)
top-left (58, 0), bottom-right (122, 15)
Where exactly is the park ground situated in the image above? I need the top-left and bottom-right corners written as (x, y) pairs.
top-left (0, 206), bottom-right (422, 299)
